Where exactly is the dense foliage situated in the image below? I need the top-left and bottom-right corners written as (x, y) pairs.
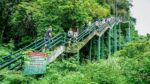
top-left (0, 0), bottom-right (132, 48)
top-left (0, 40), bottom-right (150, 84)
top-left (1, 0), bottom-right (149, 84)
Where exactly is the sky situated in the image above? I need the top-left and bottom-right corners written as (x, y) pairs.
top-left (131, 0), bottom-right (150, 35)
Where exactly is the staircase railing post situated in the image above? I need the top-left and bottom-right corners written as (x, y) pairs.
top-left (8, 52), bottom-right (12, 70)
top-left (21, 54), bottom-right (24, 69)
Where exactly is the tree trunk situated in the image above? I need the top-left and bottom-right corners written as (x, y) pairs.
top-left (0, 26), bottom-right (5, 42)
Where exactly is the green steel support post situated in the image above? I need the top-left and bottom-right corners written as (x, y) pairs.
top-left (89, 40), bottom-right (92, 61)
top-left (111, 27), bottom-right (114, 53)
top-left (98, 36), bottom-right (101, 60)
top-left (77, 51), bottom-right (80, 64)
top-left (101, 35), bottom-right (104, 58)
top-left (125, 28), bottom-right (128, 43)
top-left (114, 25), bottom-right (117, 52)
top-left (108, 29), bottom-right (111, 58)
top-left (94, 38), bottom-right (97, 60)
top-left (127, 21), bottom-right (131, 57)
top-left (119, 23), bottom-right (121, 50)
top-left (128, 21), bottom-right (131, 42)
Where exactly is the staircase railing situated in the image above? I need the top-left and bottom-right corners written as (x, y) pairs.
top-left (76, 23), bottom-right (96, 42)
top-left (0, 33), bottom-right (66, 70)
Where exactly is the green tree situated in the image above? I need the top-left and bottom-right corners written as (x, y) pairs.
top-left (10, 0), bottom-right (110, 37)
top-left (147, 33), bottom-right (150, 40)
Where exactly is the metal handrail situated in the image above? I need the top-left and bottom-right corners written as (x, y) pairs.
top-left (1, 38), bottom-right (44, 62)
top-left (0, 33), bottom-right (65, 70)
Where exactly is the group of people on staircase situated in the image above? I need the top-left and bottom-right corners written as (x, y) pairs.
top-left (44, 25), bottom-right (79, 47)
top-left (67, 27), bottom-right (79, 40)
top-left (44, 17), bottom-right (116, 48)
top-left (67, 27), bottom-right (79, 47)
top-left (95, 17), bottom-right (114, 27)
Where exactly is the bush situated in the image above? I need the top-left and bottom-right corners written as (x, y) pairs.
top-left (114, 41), bottom-right (150, 83)
top-left (1, 41), bottom-right (150, 84)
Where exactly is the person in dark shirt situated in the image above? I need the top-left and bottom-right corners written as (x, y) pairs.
top-left (44, 26), bottom-right (52, 48)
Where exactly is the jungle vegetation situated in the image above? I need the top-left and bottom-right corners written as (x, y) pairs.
top-left (0, 0), bottom-right (149, 84)
top-left (0, 0), bottom-right (132, 47)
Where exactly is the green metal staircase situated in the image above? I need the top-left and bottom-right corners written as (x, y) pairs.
top-left (66, 17), bottom-right (119, 53)
top-left (0, 17), bottom-right (130, 71)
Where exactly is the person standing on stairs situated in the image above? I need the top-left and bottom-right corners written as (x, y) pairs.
top-left (74, 26), bottom-right (79, 40)
top-left (67, 28), bottom-right (74, 47)
top-left (44, 26), bottom-right (53, 49)
top-left (95, 19), bottom-right (100, 29)
top-left (102, 19), bottom-right (104, 24)
top-left (107, 17), bottom-right (111, 25)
